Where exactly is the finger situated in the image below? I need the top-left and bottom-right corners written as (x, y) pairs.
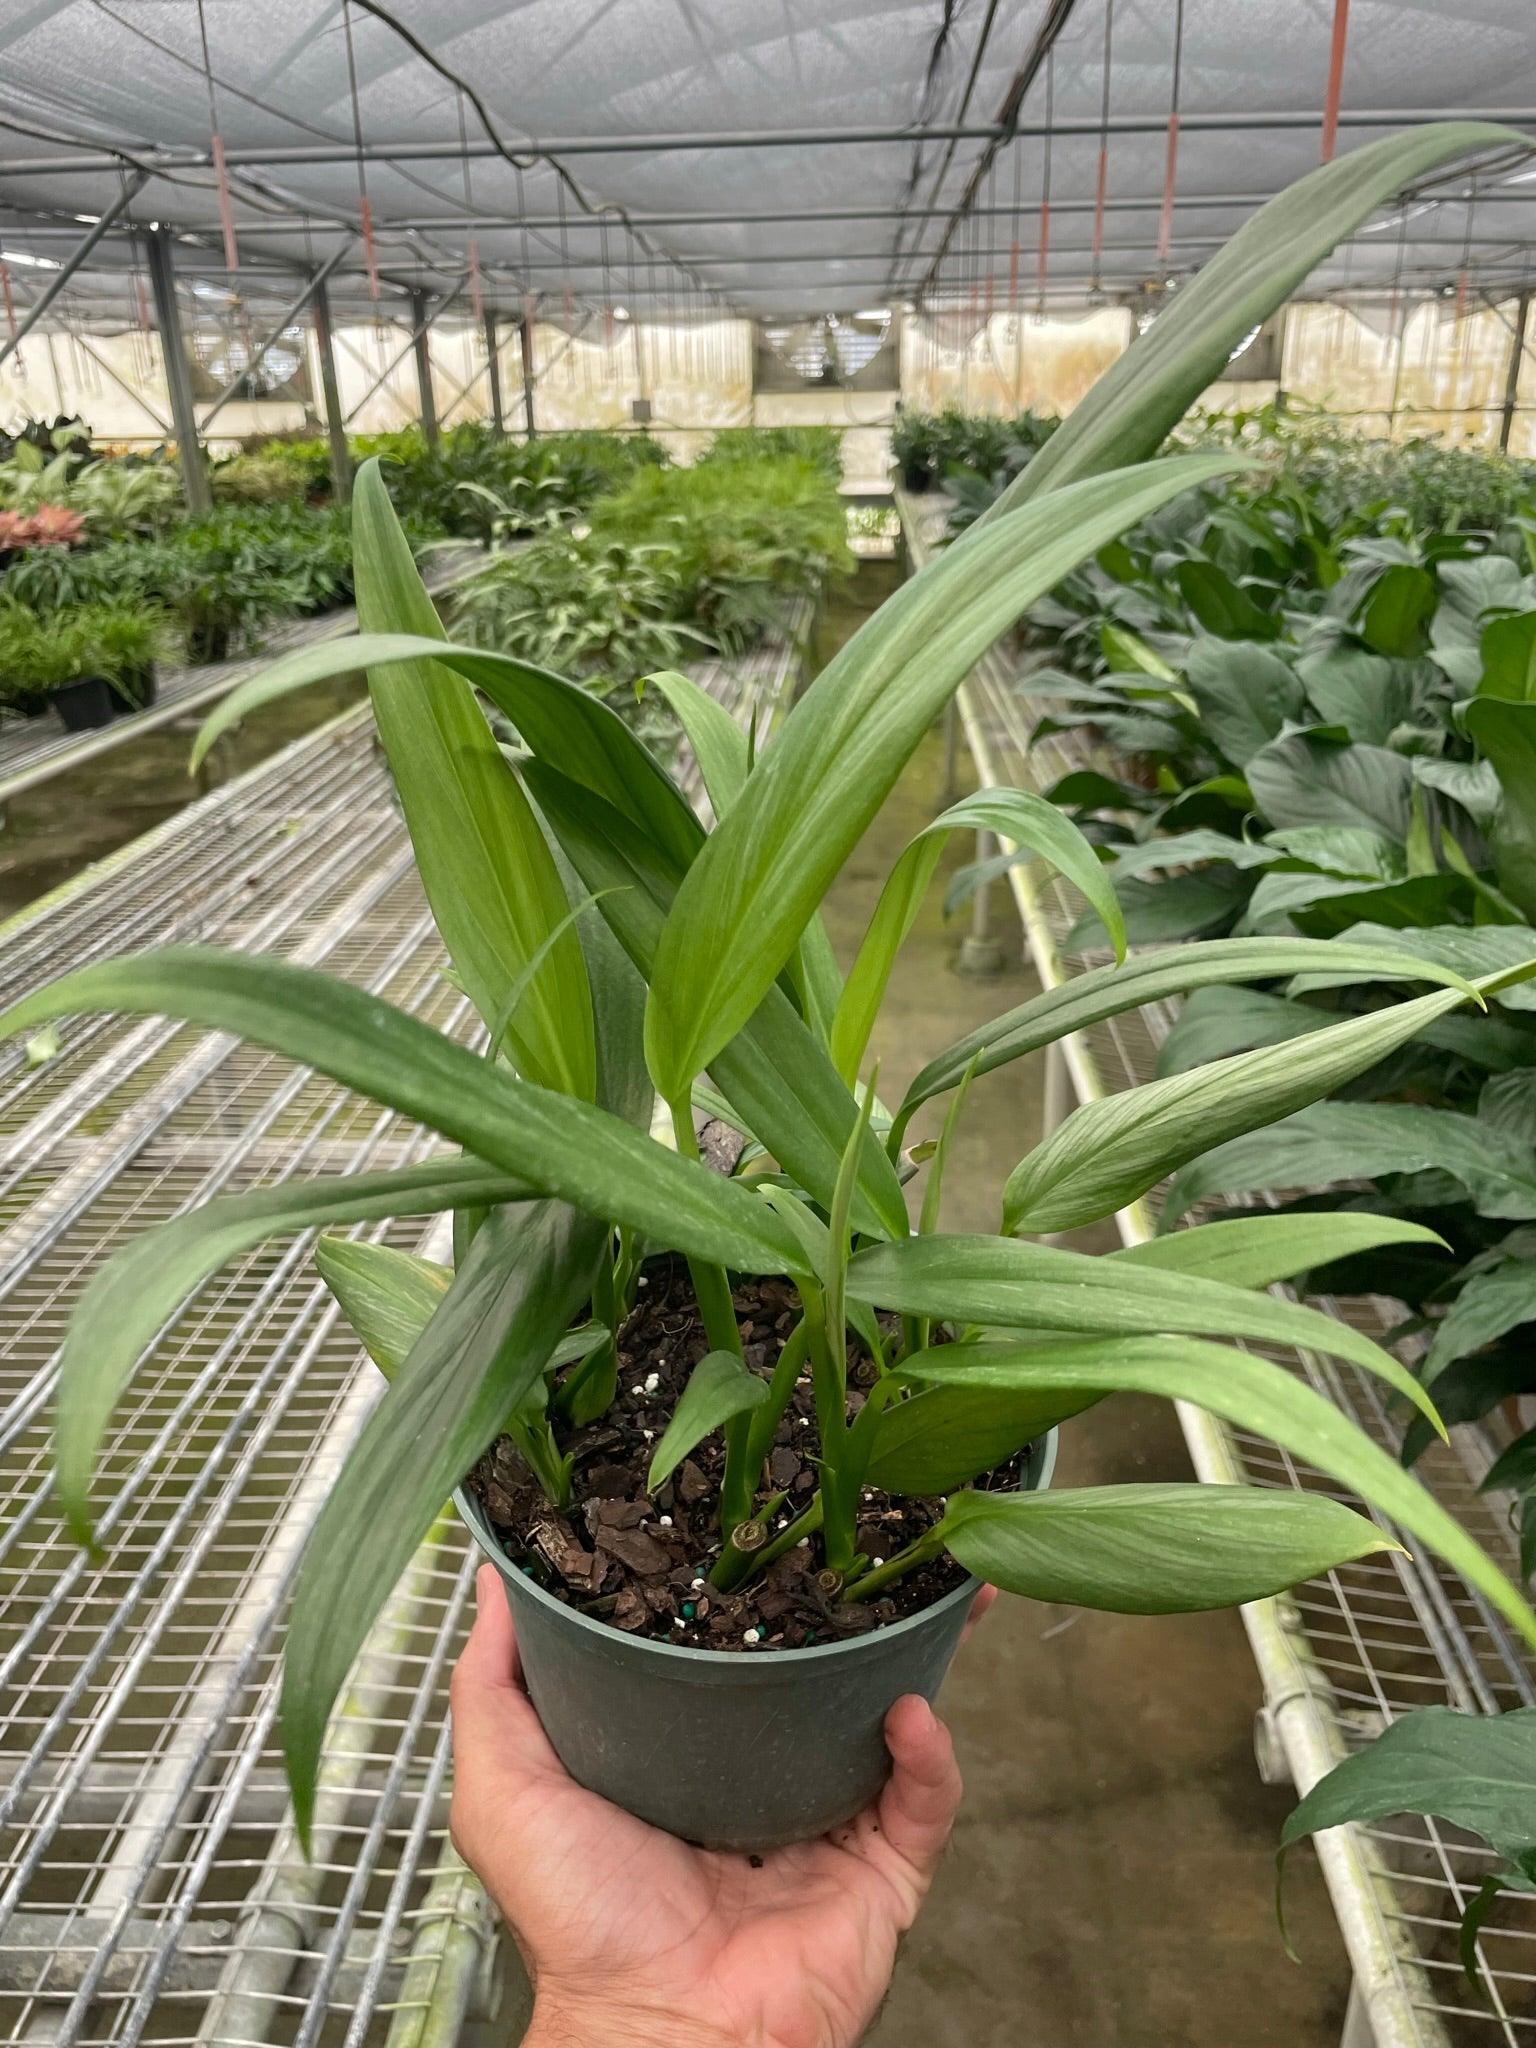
top-left (958, 1584), bottom-right (997, 1646)
top-left (873, 1694), bottom-right (962, 1884)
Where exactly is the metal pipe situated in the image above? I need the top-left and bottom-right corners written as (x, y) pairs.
top-left (1500, 288), bottom-right (1531, 449)
top-left (312, 276), bottom-right (353, 501)
top-left (5, 108), bottom-right (1536, 175)
top-left (518, 306), bottom-right (538, 438)
top-left (482, 308), bottom-right (504, 433)
top-left (0, 171), bottom-right (146, 370)
top-left (340, 275), bottom-right (466, 428)
top-left (198, 243), bottom-right (350, 432)
top-left (143, 226), bottom-right (211, 513)
top-left (410, 288), bottom-right (439, 443)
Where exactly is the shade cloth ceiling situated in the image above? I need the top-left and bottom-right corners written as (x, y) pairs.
top-left (1, 0), bottom-right (1535, 328)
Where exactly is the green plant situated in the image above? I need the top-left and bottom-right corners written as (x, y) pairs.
top-left (892, 405), bottom-right (1059, 496)
top-left (0, 596), bottom-right (165, 705)
top-left (0, 439), bottom-right (180, 538)
top-left (454, 530), bottom-right (708, 694)
top-left (212, 442), bottom-right (330, 504)
top-left (8, 123), bottom-right (1536, 1852)
top-left (366, 424), bottom-right (663, 541)
top-left (698, 426), bottom-right (843, 483)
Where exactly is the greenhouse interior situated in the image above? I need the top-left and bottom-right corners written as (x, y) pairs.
top-left (6, 4), bottom-right (1536, 2046)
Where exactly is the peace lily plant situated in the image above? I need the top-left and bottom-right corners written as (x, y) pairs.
top-left (9, 122), bottom-right (1536, 1847)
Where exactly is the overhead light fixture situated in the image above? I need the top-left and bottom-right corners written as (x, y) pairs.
top-left (73, 213), bottom-right (100, 225)
top-left (1, 248), bottom-right (61, 271)
top-left (613, 304), bottom-right (630, 320)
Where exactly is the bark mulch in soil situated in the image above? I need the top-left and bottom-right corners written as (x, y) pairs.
top-left (467, 1253), bottom-right (1025, 1654)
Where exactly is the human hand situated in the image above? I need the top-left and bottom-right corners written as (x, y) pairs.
top-left (449, 1563), bottom-right (989, 2048)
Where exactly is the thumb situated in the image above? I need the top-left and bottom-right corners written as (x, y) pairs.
top-left (450, 1563), bottom-right (560, 1771)
top-left (873, 1694), bottom-right (963, 1891)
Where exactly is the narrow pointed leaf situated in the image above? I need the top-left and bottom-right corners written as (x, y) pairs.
top-left (526, 762), bottom-right (907, 1239)
top-left (847, 1232), bottom-right (1442, 1428)
top-left (938, 1484), bottom-right (1396, 1612)
top-left (1111, 1214), bottom-right (1448, 1291)
top-left (314, 1236), bottom-right (451, 1376)
top-left (643, 453), bottom-right (1244, 1105)
top-left (893, 936), bottom-right (1479, 1141)
top-left (0, 951), bottom-right (801, 1277)
top-left (1002, 985), bottom-right (1478, 1237)
top-left (648, 1350), bottom-right (769, 1491)
top-left (52, 1153), bottom-right (536, 1547)
top-left (283, 1200), bottom-right (604, 1846)
top-left (865, 1383), bottom-right (1092, 1495)
top-left (984, 122), bottom-right (1520, 514)
top-left (643, 669), bottom-right (750, 817)
top-left (830, 787), bottom-right (1121, 1085)
top-left (350, 461), bottom-right (595, 1098)
top-left (898, 1335), bottom-right (1536, 1652)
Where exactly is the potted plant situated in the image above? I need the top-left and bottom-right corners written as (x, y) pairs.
top-left (8, 122), bottom-right (1536, 1858)
top-left (0, 604), bottom-right (115, 729)
top-left (86, 601), bottom-right (171, 710)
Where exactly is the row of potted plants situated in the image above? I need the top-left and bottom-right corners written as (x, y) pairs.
top-left (7, 120), bottom-right (1535, 1864)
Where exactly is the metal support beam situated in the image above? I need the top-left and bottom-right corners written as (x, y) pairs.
top-left (339, 276), bottom-right (466, 429)
top-left (518, 307), bottom-right (537, 439)
top-left (1500, 288), bottom-right (1531, 451)
top-left (410, 289), bottom-right (438, 444)
top-left (482, 310), bottom-right (504, 435)
top-left (198, 242), bottom-right (350, 433)
top-left (311, 279), bottom-right (352, 503)
top-left (0, 171), bottom-right (146, 372)
top-left (143, 228), bottom-right (211, 516)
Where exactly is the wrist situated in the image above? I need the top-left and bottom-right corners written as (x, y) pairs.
top-left (524, 1996), bottom-right (731, 2048)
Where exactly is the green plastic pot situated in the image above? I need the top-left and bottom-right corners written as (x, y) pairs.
top-left (453, 1429), bottom-right (1056, 1853)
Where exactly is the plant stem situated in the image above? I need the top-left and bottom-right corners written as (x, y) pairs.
top-left (801, 1285), bottom-right (856, 1575)
top-left (743, 1315), bottom-right (811, 1474)
top-left (667, 1095), bottom-right (743, 1358)
top-left (846, 1526), bottom-right (947, 1602)
top-left (556, 1234), bottom-right (619, 1426)
top-left (715, 1492), bottom-right (822, 1589)
top-left (508, 1413), bottom-right (573, 1509)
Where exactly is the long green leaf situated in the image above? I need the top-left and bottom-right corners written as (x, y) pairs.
top-left (52, 1153), bottom-right (536, 1548)
top-left (526, 761), bottom-right (907, 1239)
top-left (847, 1232), bottom-right (1442, 1428)
top-left (313, 1235), bottom-right (451, 1375)
top-left (865, 1382), bottom-right (1092, 1495)
top-left (938, 1483), bottom-right (1396, 1611)
top-left (351, 462), bottom-right (595, 1098)
top-left (1467, 697), bottom-right (1536, 921)
top-left (283, 1199), bottom-right (604, 1846)
top-left (1111, 1213), bottom-right (1448, 1291)
top-left (1002, 984), bottom-right (1488, 1236)
top-left (647, 1349), bottom-right (769, 1491)
top-left (643, 453), bottom-right (1244, 1106)
top-left (898, 1335), bottom-right (1536, 1653)
top-left (0, 951), bottom-right (800, 1277)
top-left (984, 122), bottom-right (1520, 513)
top-left (891, 936), bottom-right (1479, 1145)
top-left (643, 668), bottom-right (750, 817)
top-left (829, 787), bottom-right (1123, 1087)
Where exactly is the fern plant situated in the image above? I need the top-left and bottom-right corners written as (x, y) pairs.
top-left (7, 122), bottom-right (1535, 1849)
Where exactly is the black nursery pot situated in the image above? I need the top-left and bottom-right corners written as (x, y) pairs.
top-left (115, 662), bottom-right (158, 711)
top-left (454, 1430), bottom-right (1057, 1853)
top-left (51, 673), bottom-right (117, 731)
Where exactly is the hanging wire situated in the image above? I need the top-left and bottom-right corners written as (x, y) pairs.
top-left (194, 0), bottom-right (239, 272)
top-left (342, 0), bottom-right (381, 300)
top-left (1157, 0), bottom-right (1186, 268)
top-left (457, 89), bottom-right (484, 330)
top-left (1319, 0), bottom-right (1351, 165)
top-left (1093, 0), bottom-right (1114, 292)
top-left (1007, 115), bottom-right (1022, 319)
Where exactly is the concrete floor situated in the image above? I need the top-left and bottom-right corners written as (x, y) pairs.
top-left (811, 571), bottom-right (1352, 2048)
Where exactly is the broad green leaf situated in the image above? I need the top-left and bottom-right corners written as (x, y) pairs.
top-left (643, 453), bottom-right (1243, 1106)
top-left (846, 1232), bottom-right (1441, 1426)
top-left (1107, 831), bottom-right (1279, 884)
top-left (0, 950), bottom-right (802, 1278)
top-left (1176, 560), bottom-right (1280, 640)
top-left (1478, 612), bottom-right (1536, 702)
top-left (1466, 697), bottom-right (1536, 920)
top-left (939, 1483), bottom-right (1395, 1612)
top-left (1002, 984), bottom-right (1481, 1237)
top-left (1265, 825), bottom-right (1407, 881)
top-left (1156, 985), bottom-right (1334, 1075)
top-left (1101, 622), bottom-right (1177, 680)
top-left (314, 1235), bottom-right (450, 1376)
top-left (52, 1153), bottom-right (536, 1548)
top-left (526, 762), bottom-right (907, 1239)
top-left (642, 668), bottom-right (749, 818)
top-left (830, 786), bottom-right (1123, 1085)
top-left (1357, 564), bottom-right (1437, 659)
top-left (1112, 1212), bottom-right (1447, 1292)
top-left (865, 1382), bottom-right (1092, 1495)
top-left (1281, 1707), bottom-right (1536, 1888)
top-left (1161, 1101), bottom-right (1536, 1229)
top-left (350, 462), bottom-right (595, 1099)
top-left (1246, 733), bottom-right (1415, 841)
top-left (647, 1349), bottom-right (769, 1491)
top-left (892, 936), bottom-right (1479, 1144)
top-left (1296, 646), bottom-right (1414, 746)
top-left (1066, 868), bottom-right (1251, 952)
top-left (1422, 1259), bottom-right (1536, 1382)
top-left (897, 1334), bottom-right (1536, 1653)
top-left (1287, 922), bottom-right (1536, 1010)
top-left (283, 1200), bottom-right (604, 1845)
top-left (1245, 869), bottom-right (1465, 940)
top-left (985, 122), bottom-right (1520, 511)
